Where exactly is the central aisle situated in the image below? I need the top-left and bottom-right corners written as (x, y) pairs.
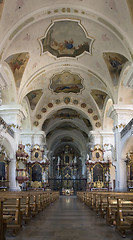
top-left (8, 196), bottom-right (131, 240)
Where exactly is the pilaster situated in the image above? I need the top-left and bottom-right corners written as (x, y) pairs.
top-left (0, 105), bottom-right (27, 191)
top-left (108, 104), bottom-right (133, 191)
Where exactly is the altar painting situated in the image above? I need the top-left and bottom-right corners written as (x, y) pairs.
top-left (93, 164), bottom-right (103, 182)
top-left (130, 165), bottom-right (133, 180)
top-left (40, 20), bottom-right (94, 57)
top-left (0, 162), bottom-right (5, 180)
top-left (32, 163), bottom-right (42, 182)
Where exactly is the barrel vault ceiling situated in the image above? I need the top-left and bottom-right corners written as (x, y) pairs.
top-left (0, 0), bottom-right (133, 157)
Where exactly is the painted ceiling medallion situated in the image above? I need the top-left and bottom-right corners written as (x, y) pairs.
top-left (50, 71), bottom-right (83, 94)
top-left (36, 114), bottom-right (42, 119)
top-left (81, 103), bottom-right (86, 108)
top-left (55, 99), bottom-right (61, 104)
top-left (88, 108), bottom-right (93, 113)
top-left (73, 100), bottom-right (78, 105)
top-left (41, 108), bottom-right (47, 113)
top-left (39, 19), bottom-right (94, 58)
top-left (34, 121), bottom-right (39, 126)
top-left (64, 97), bottom-right (70, 104)
top-left (95, 122), bottom-right (101, 128)
top-left (93, 115), bottom-right (98, 121)
top-left (48, 103), bottom-right (53, 108)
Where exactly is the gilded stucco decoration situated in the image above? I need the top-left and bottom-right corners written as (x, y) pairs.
top-left (41, 108), bottom-right (47, 113)
top-left (48, 103), bottom-right (53, 108)
top-left (81, 103), bottom-right (86, 108)
top-left (88, 108), bottom-right (93, 113)
top-left (64, 97), bottom-right (70, 104)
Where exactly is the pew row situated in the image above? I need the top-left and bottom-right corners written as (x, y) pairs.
top-left (0, 191), bottom-right (59, 239)
top-left (77, 191), bottom-right (133, 238)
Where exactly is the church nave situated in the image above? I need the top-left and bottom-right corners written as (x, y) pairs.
top-left (7, 196), bottom-right (132, 240)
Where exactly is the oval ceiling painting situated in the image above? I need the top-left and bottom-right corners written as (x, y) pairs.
top-left (39, 19), bottom-right (94, 58)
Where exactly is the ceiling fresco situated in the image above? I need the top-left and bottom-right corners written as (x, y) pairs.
top-left (50, 71), bottom-right (83, 94)
top-left (1, 0), bottom-right (132, 160)
top-left (40, 20), bottom-right (94, 58)
top-left (61, 137), bottom-right (73, 142)
top-left (91, 90), bottom-right (107, 109)
top-left (52, 108), bottom-right (81, 120)
top-left (26, 89), bottom-right (43, 110)
top-left (127, 0), bottom-right (133, 23)
top-left (83, 118), bottom-right (92, 128)
top-left (42, 109), bottom-right (92, 134)
top-left (0, 0), bottom-right (5, 19)
top-left (103, 52), bottom-right (128, 86)
top-left (5, 52), bottom-right (29, 88)
top-left (57, 123), bottom-right (78, 130)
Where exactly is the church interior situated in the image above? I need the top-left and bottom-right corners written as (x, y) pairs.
top-left (0, 0), bottom-right (133, 239)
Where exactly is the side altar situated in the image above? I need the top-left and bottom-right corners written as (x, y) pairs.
top-left (125, 151), bottom-right (133, 192)
top-left (16, 144), bottom-right (49, 190)
top-left (86, 145), bottom-right (111, 191)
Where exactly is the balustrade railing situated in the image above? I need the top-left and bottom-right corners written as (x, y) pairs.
top-left (121, 118), bottom-right (133, 138)
top-left (0, 117), bottom-right (14, 138)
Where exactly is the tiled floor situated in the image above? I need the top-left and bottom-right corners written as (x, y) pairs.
top-left (7, 196), bottom-right (132, 240)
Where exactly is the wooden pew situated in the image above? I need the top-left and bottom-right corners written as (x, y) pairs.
top-left (116, 197), bottom-right (133, 237)
top-left (3, 196), bottom-right (23, 235)
top-left (0, 198), bottom-right (12, 240)
top-left (125, 216), bottom-right (133, 240)
top-left (0, 190), bottom-right (59, 238)
top-left (77, 191), bottom-right (133, 238)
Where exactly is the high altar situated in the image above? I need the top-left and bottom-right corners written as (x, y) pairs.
top-left (86, 145), bottom-right (111, 191)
